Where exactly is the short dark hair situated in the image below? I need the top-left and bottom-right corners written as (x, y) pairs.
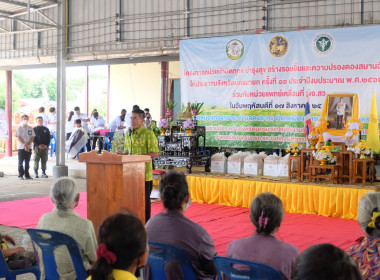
top-left (294, 243), bottom-right (362, 280)
top-left (74, 106), bottom-right (80, 111)
top-left (74, 119), bottom-right (81, 124)
top-left (36, 116), bottom-right (43, 120)
top-left (132, 109), bottom-right (145, 119)
top-left (93, 112), bottom-right (99, 118)
top-left (144, 108), bottom-right (150, 112)
top-left (39, 107), bottom-right (45, 113)
top-left (121, 109), bottom-right (126, 114)
top-left (49, 107), bottom-right (56, 113)
top-left (90, 213), bottom-right (147, 279)
top-left (132, 105), bottom-right (140, 111)
top-left (159, 172), bottom-right (188, 211)
top-left (21, 114), bottom-right (29, 119)
top-left (250, 192), bottom-right (284, 235)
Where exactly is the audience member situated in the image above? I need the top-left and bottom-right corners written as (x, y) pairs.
top-left (346, 191), bottom-right (380, 279)
top-left (295, 243), bottom-right (362, 280)
top-left (47, 107), bottom-right (57, 134)
top-left (66, 111), bottom-right (75, 140)
top-left (90, 111), bottom-right (105, 153)
top-left (226, 192), bottom-right (299, 280)
top-left (36, 107), bottom-right (48, 127)
top-left (124, 109), bottom-right (158, 222)
top-left (145, 171), bottom-right (217, 279)
top-left (88, 213), bottom-right (149, 280)
top-left (16, 115), bottom-right (35, 180)
top-left (144, 112), bottom-right (152, 129)
top-left (72, 106), bottom-right (91, 151)
top-left (37, 177), bottom-right (97, 279)
top-left (66, 119), bottom-right (89, 158)
top-left (109, 109), bottom-right (127, 134)
top-left (0, 233), bottom-right (36, 270)
top-left (33, 116), bottom-right (50, 178)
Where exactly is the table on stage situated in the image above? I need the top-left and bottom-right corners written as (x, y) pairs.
top-left (309, 163), bottom-right (342, 184)
top-left (352, 158), bottom-right (374, 185)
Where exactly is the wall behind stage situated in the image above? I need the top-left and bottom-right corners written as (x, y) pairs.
top-left (109, 62), bottom-right (180, 123)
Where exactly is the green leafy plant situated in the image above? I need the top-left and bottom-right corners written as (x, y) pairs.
top-left (190, 102), bottom-right (204, 115)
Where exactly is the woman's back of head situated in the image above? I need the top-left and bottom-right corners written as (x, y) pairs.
top-left (250, 192), bottom-right (284, 235)
top-left (91, 213), bottom-right (148, 280)
top-left (294, 243), bottom-right (362, 280)
top-left (159, 172), bottom-right (188, 211)
top-left (50, 177), bottom-right (79, 216)
top-left (357, 191), bottom-right (380, 237)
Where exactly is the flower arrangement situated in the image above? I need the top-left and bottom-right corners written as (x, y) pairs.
top-left (307, 128), bottom-right (319, 149)
top-left (158, 119), bottom-right (169, 130)
top-left (349, 140), bottom-right (370, 158)
top-left (285, 139), bottom-right (303, 155)
top-left (183, 119), bottom-right (195, 130)
top-left (313, 148), bottom-right (336, 165)
top-left (166, 99), bottom-right (176, 117)
top-left (190, 102), bottom-right (204, 116)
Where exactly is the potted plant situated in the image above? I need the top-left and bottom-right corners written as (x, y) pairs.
top-left (158, 119), bottom-right (169, 136)
top-left (285, 139), bottom-right (303, 156)
top-left (349, 140), bottom-right (370, 159)
top-left (312, 148), bottom-right (336, 165)
top-left (190, 102), bottom-right (204, 119)
top-left (183, 119), bottom-right (195, 136)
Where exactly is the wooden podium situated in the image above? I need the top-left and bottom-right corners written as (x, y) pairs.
top-left (79, 150), bottom-right (151, 231)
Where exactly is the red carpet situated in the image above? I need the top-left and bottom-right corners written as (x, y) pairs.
top-left (0, 194), bottom-right (364, 255)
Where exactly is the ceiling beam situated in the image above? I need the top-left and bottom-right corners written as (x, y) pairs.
top-left (0, 0), bottom-right (39, 9)
top-left (0, 14), bottom-right (57, 27)
top-left (36, 10), bottom-right (56, 25)
top-left (0, 9), bottom-right (14, 15)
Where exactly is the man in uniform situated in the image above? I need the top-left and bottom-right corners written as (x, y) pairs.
top-left (16, 115), bottom-right (35, 180)
top-left (33, 116), bottom-right (51, 178)
top-left (124, 108), bottom-right (159, 222)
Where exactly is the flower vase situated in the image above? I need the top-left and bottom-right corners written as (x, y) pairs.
top-left (186, 129), bottom-right (192, 136)
top-left (160, 129), bottom-right (166, 136)
top-left (360, 153), bottom-right (366, 159)
top-left (319, 159), bottom-right (328, 165)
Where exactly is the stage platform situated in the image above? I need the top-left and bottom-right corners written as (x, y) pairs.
top-left (181, 171), bottom-right (379, 220)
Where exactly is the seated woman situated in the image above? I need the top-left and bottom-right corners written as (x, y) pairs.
top-left (145, 171), bottom-right (217, 280)
top-left (295, 243), bottom-right (362, 280)
top-left (346, 191), bottom-right (380, 279)
top-left (226, 192), bottom-right (299, 280)
top-left (88, 213), bottom-right (149, 280)
top-left (37, 177), bottom-right (97, 279)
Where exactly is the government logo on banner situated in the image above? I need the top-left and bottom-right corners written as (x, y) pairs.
top-left (269, 35), bottom-right (288, 57)
top-left (313, 33), bottom-right (335, 55)
top-left (226, 39), bottom-right (244, 60)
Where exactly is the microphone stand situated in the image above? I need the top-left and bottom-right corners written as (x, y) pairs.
top-left (129, 128), bottom-right (133, 155)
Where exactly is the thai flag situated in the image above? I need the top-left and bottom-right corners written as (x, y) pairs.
top-left (304, 91), bottom-right (312, 145)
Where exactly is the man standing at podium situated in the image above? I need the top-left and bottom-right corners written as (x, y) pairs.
top-left (124, 108), bottom-right (159, 222)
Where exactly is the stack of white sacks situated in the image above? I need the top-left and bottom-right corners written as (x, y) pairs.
top-left (211, 151), bottom-right (291, 177)
top-left (263, 153), bottom-right (290, 177)
top-left (210, 152), bottom-right (228, 173)
top-left (227, 151), bottom-right (251, 174)
top-left (244, 152), bottom-right (267, 175)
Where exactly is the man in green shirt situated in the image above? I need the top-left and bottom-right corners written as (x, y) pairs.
top-left (124, 108), bottom-right (159, 222)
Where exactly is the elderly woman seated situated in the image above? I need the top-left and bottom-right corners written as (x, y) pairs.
top-left (144, 171), bottom-right (217, 280)
top-left (295, 243), bottom-right (362, 280)
top-left (346, 191), bottom-right (380, 279)
top-left (226, 192), bottom-right (299, 280)
top-left (37, 177), bottom-right (97, 279)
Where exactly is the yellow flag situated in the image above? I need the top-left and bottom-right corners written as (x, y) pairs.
top-left (366, 90), bottom-right (380, 153)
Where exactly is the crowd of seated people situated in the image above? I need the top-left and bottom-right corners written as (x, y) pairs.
top-left (6, 173), bottom-right (380, 279)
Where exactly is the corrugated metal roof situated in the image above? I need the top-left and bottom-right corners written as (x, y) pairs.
top-left (0, 0), bottom-right (55, 16)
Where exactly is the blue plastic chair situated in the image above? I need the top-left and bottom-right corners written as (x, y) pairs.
top-left (147, 241), bottom-right (196, 280)
top-left (213, 256), bottom-right (282, 280)
top-left (27, 229), bottom-right (87, 280)
top-left (104, 132), bottom-right (115, 151)
top-left (50, 133), bottom-right (56, 157)
top-left (0, 249), bottom-right (40, 280)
